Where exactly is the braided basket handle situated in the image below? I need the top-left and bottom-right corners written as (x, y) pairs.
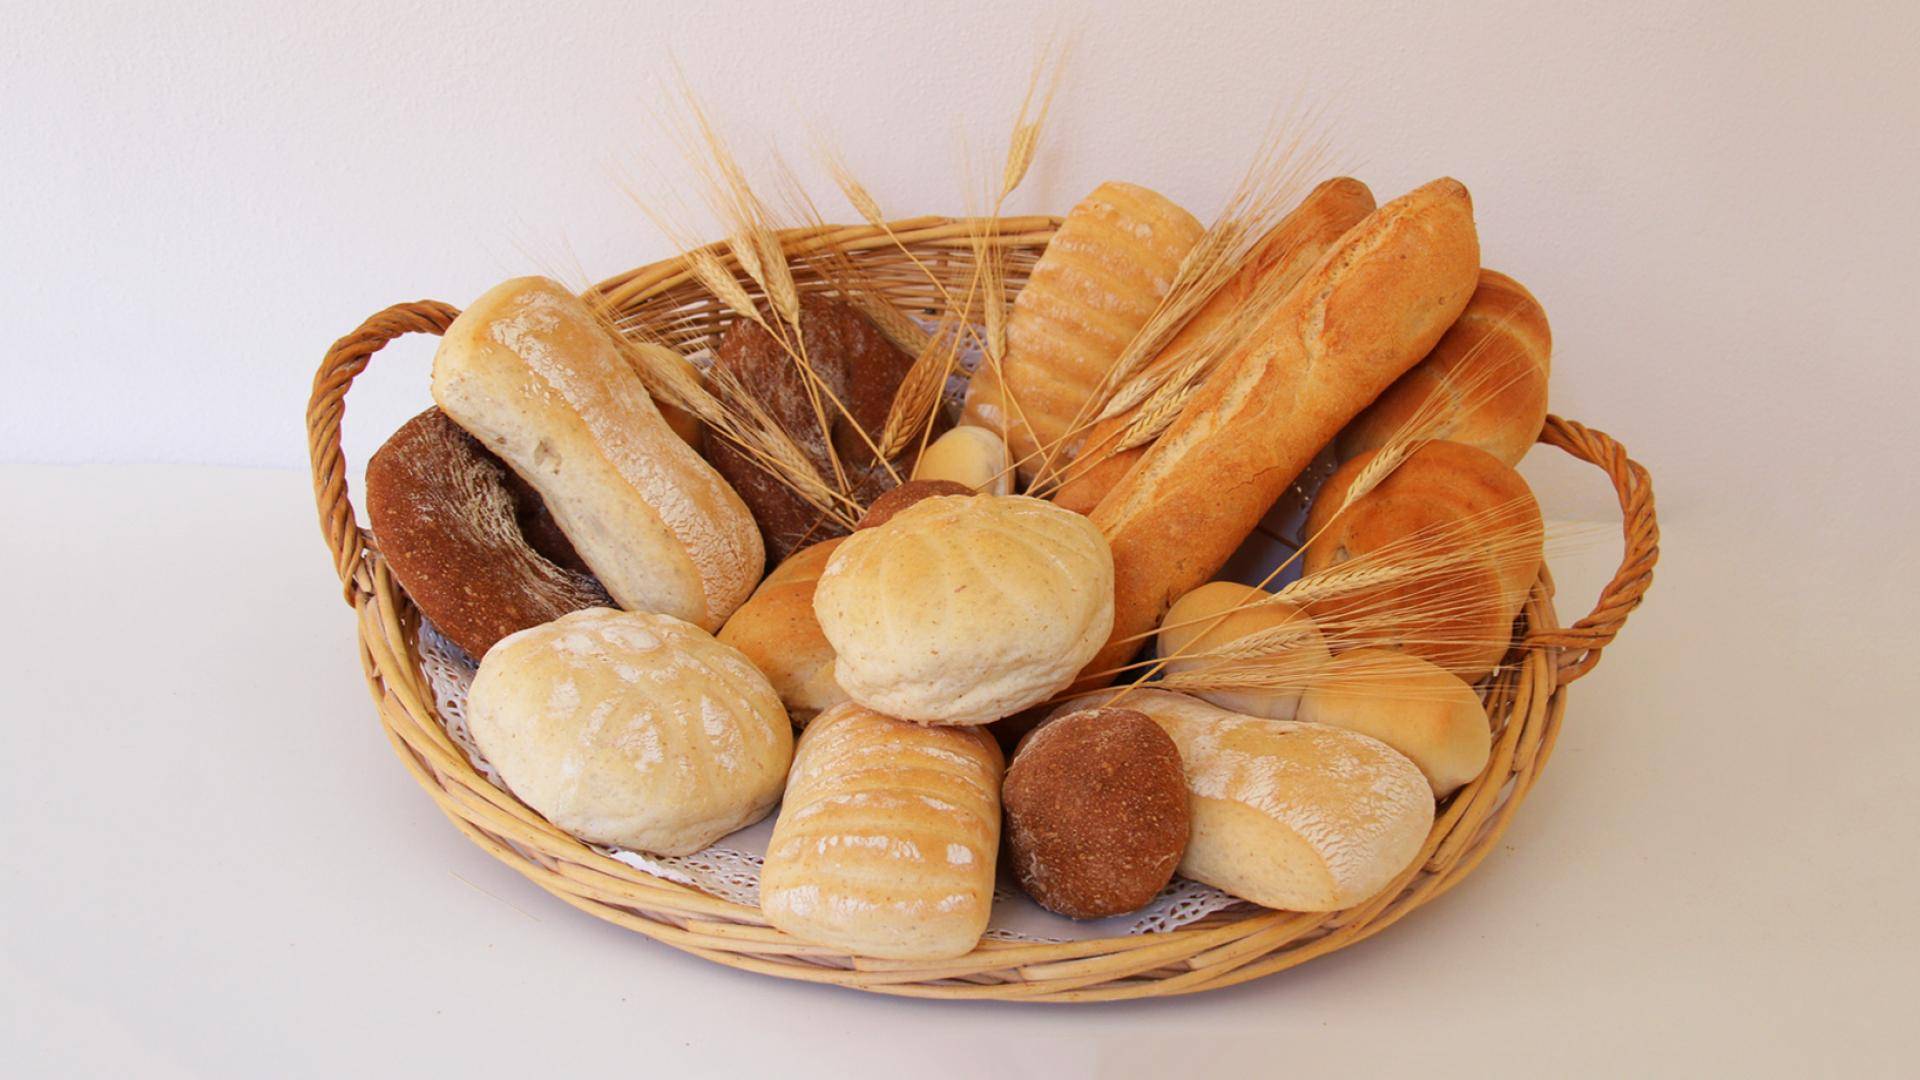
top-left (1526, 415), bottom-right (1659, 685)
top-left (306, 300), bottom-right (461, 603)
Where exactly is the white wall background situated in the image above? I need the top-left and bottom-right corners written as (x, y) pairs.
top-left (3, 0), bottom-right (1916, 529)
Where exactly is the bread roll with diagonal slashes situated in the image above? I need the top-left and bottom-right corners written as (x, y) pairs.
top-left (961, 182), bottom-right (1205, 480)
top-left (760, 703), bottom-right (1003, 959)
top-left (432, 277), bottom-right (764, 631)
top-left (1074, 179), bottom-right (1481, 691)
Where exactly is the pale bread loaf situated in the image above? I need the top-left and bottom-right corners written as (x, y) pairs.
top-left (961, 181), bottom-right (1204, 480)
top-left (1051, 689), bottom-right (1432, 911)
top-left (760, 703), bottom-right (1003, 959)
top-left (1338, 269), bottom-right (1551, 467)
top-left (911, 424), bottom-right (1013, 494)
top-left (467, 608), bottom-right (793, 856)
top-left (716, 536), bottom-right (847, 725)
top-left (1155, 581), bottom-right (1331, 720)
top-left (432, 277), bottom-right (763, 631)
top-left (1074, 180), bottom-right (1481, 691)
top-left (814, 495), bottom-right (1114, 724)
top-left (1052, 178), bottom-right (1377, 514)
top-left (1297, 648), bottom-right (1492, 796)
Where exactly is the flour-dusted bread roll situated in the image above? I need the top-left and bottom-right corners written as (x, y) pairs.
top-left (814, 495), bottom-right (1115, 724)
top-left (716, 537), bottom-right (846, 725)
top-left (1155, 581), bottom-right (1332, 721)
top-left (760, 703), bottom-right (1003, 959)
top-left (911, 424), bottom-right (1013, 494)
top-left (432, 276), bottom-right (763, 631)
top-left (1303, 439), bottom-right (1544, 682)
top-left (1339, 270), bottom-right (1551, 468)
top-left (467, 608), bottom-right (792, 856)
top-left (1297, 648), bottom-right (1491, 796)
top-left (1051, 689), bottom-right (1432, 911)
top-left (961, 182), bottom-right (1205, 480)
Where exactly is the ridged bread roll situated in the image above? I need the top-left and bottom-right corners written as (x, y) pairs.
top-left (815, 495), bottom-right (1114, 724)
top-left (1339, 269), bottom-right (1551, 467)
top-left (961, 182), bottom-right (1205, 480)
top-left (1052, 178), bottom-right (1377, 514)
top-left (1155, 581), bottom-right (1332, 720)
top-left (1051, 689), bottom-right (1432, 911)
top-left (1303, 439), bottom-right (1543, 682)
top-left (716, 537), bottom-right (846, 725)
top-left (432, 277), bottom-right (764, 630)
top-left (1074, 180), bottom-right (1481, 692)
top-left (468, 608), bottom-right (793, 856)
top-left (1298, 648), bottom-right (1492, 796)
top-left (911, 424), bottom-right (1013, 494)
top-left (760, 703), bottom-right (1003, 959)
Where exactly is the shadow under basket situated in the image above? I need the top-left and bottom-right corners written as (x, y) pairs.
top-left (305, 216), bottom-right (1660, 1002)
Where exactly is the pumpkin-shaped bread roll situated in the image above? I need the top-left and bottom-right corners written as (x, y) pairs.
top-left (1155, 581), bottom-right (1332, 721)
top-left (716, 537), bottom-right (847, 725)
top-left (761, 703), bottom-right (1003, 959)
top-left (814, 495), bottom-right (1115, 724)
top-left (467, 608), bottom-right (792, 856)
top-left (961, 182), bottom-right (1204, 481)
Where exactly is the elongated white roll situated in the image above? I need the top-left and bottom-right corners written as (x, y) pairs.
top-left (1297, 648), bottom-right (1492, 796)
top-left (760, 703), bottom-right (1003, 959)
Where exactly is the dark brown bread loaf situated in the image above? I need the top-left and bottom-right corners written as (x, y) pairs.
top-left (856, 479), bottom-right (973, 530)
top-left (365, 408), bottom-right (610, 658)
top-left (1002, 707), bottom-right (1190, 919)
top-left (706, 297), bottom-right (934, 562)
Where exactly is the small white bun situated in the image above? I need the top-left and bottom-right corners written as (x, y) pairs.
top-left (814, 495), bottom-right (1114, 724)
top-left (1298, 647), bottom-right (1492, 796)
top-left (1156, 581), bottom-right (1332, 720)
top-left (911, 424), bottom-right (1013, 494)
top-left (468, 608), bottom-right (793, 855)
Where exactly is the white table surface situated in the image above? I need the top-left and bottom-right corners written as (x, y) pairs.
top-left (4, 463), bottom-right (1915, 1077)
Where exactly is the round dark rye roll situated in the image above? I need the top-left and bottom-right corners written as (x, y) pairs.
top-left (365, 407), bottom-right (611, 658)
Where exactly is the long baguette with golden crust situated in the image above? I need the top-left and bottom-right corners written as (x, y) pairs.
top-left (1074, 179), bottom-right (1482, 689)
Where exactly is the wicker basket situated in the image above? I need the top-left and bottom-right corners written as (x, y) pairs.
top-left (306, 216), bottom-right (1659, 1002)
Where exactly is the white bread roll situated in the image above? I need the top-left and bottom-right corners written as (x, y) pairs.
top-left (716, 536), bottom-right (847, 725)
top-left (1297, 648), bottom-right (1492, 797)
top-left (1050, 689), bottom-right (1432, 911)
top-left (468, 608), bottom-right (793, 856)
top-left (815, 495), bottom-right (1114, 724)
top-left (1155, 581), bottom-right (1332, 720)
top-left (911, 424), bottom-right (1013, 494)
top-left (760, 703), bottom-right (1003, 959)
top-left (433, 276), bottom-right (764, 631)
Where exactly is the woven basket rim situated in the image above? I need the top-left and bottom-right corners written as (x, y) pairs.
top-left (304, 216), bottom-right (1659, 1001)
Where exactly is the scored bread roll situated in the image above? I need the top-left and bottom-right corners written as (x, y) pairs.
top-left (1155, 581), bottom-right (1332, 720)
top-left (716, 537), bottom-right (847, 725)
top-left (1048, 689), bottom-right (1432, 911)
top-left (432, 277), bottom-right (764, 631)
top-left (1051, 178), bottom-right (1377, 514)
top-left (468, 608), bottom-right (793, 856)
top-left (1338, 269), bottom-right (1551, 467)
top-left (961, 182), bottom-right (1205, 481)
top-left (911, 424), bottom-right (1013, 495)
top-left (1302, 439), bottom-right (1543, 682)
top-left (1072, 179), bottom-right (1481, 692)
top-left (760, 703), bottom-right (1003, 959)
top-left (815, 495), bottom-right (1114, 724)
top-left (1297, 648), bottom-right (1492, 796)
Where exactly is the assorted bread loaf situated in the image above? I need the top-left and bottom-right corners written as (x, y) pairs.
top-left (363, 170), bottom-right (1559, 958)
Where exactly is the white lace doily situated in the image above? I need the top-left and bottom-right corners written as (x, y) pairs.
top-left (417, 622), bottom-right (1247, 942)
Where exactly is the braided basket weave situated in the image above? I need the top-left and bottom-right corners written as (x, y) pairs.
top-left (305, 216), bottom-right (1659, 1001)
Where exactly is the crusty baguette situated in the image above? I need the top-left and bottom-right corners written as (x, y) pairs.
top-left (432, 277), bottom-right (764, 631)
top-left (1051, 178), bottom-right (1377, 514)
top-left (1049, 689), bottom-right (1432, 911)
top-left (961, 181), bottom-right (1204, 481)
top-left (1072, 179), bottom-right (1481, 689)
top-left (760, 703), bottom-right (1003, 959)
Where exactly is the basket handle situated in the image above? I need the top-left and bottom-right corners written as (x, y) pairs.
top-left (307, 300), bottom-right (461, 603)
top-left (1525, 415), bottom-right (1659, 685)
